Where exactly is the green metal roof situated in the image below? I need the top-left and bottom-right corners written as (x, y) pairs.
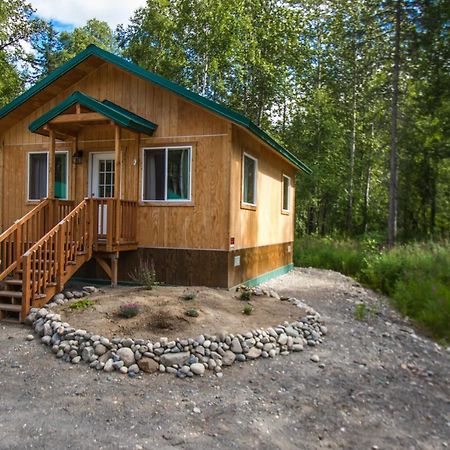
top-left (1, 44), bottom-right (311, 173)
top-left (29, 91), bottom-right (158, 136)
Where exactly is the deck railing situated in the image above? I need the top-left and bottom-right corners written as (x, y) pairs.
top-left (92, 198), bottom-right (137, 251)
top-left (0, 199), bottom-right (74, 280)
top-left (21, 200), bottom-right (91, 315)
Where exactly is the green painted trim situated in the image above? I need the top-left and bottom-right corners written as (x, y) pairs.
top-left (1, 44), bottom-right (311, 174)
top-left (238, 263), bottom-right (294, 289)
top-left (28, 91), bottom-right (158, 136)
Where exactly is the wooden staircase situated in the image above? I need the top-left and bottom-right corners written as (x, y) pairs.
top-left (0, 199), bottom-right (92, 322)
top-left (0, 198), bottom-right (138, 322)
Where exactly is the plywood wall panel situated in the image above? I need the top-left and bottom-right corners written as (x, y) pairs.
top-left (229, 125), bottom-right (296, 249)
top-left (0, 62), bottom-right (231, 250)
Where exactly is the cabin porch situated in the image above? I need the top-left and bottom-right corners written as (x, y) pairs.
top-left (0, 91), bottom-right (156, 322)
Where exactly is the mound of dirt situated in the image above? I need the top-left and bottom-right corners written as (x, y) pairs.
top-left (56, 285), bottom-right (304, 341)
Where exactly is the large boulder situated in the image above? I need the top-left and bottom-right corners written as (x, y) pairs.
top-left (117, 347), bottom-right (135, 367)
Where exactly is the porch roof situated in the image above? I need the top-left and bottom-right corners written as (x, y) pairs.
top-left (28, 91), bottom-right (158, 138)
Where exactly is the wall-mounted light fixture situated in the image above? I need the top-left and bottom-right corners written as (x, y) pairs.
top-left (72, 150), bottom-right (83, 165)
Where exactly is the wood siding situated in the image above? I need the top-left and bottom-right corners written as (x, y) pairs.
top-left (229, 125), bottom-right (296, 250)
top-left (0, 63), bottom-right (231, 250)
top-left (0, 61), bottom-right (298, 288)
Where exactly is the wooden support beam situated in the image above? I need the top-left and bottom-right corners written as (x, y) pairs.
top-left (43, 125), bottom-right (75, 140)
top-left (49, 112), bottom-right (110, 125)
top-left (48, 129), bottom-right (56, 199)
top-left (94, 255), bottom-right (112, 279)
top-left (111, 253), bottom-right (119, 288)
top-left (114, 125), bottom-right (121, 245)
top-left (94, 253), bottom-right (119, 287)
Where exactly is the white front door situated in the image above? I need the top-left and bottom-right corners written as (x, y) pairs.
top-left (90, 153), bottom-right (115, 236)
top-left (90, 152), bottom-right (115, 198)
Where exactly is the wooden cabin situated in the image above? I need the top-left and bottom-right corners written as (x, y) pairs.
top-left (0, 45), bottom-right (311, 322)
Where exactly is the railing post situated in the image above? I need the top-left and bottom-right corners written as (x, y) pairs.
top-left (57, 221), bottom-right (65, 291)
top-left (87, 199), bottom-right (94, 258)
top-left (21, 254), bottom-right (31, 319)
top-left (15, 225), bottom-right (22, 272)
top-left (106, 199), bottom-right (114, 252)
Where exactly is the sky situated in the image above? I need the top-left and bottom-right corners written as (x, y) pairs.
top-left (30, 0), bottom-right (148, 31)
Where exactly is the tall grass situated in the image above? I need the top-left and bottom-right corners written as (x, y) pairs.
top-left (294, 237), bottom-right (450, 342)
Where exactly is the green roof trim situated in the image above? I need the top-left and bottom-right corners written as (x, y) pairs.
top-left (28, 91), bottom-right (158, 136)
top-left (1, 44), bottom-right (311, 173)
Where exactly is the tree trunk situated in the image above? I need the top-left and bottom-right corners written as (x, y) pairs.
top-left (388, 0), bottom-right (402, 248)
top-left (363, 122), bottom-right (374, 233)
top-left (347, 83), bottom-right (357, 234)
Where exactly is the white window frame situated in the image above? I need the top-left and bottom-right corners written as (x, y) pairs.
top-left (242, 152), bottom-right (258, 207)
top-left (282, 174), bottom-right (291, 213)
top-left (141, 146), bottom-right (192, 203)
top-left (27, 150), bottom-right (69, 202)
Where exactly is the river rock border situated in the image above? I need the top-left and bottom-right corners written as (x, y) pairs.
top-left (24, 286), bottom-right (327, 379)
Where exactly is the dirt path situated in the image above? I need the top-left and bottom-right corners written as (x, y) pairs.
top-left (0, 268), bottom-right (449, 449)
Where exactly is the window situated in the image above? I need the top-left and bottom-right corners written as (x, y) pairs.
top-left (55, 152), bottom-right (68, 199)
top-left (282, 174), bottom-right (290, 212)
top-left (143, 146), bottom-right (191, 202)
top-left (28, 151), bottom-right (69, 201)
top-left (242, 153), bottom-right (257, 206)
top-left (28, 153), bottom-right (48, 201)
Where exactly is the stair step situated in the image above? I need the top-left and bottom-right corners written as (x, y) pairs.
top-left (0, 303), bottom-right (21, 312)
top-left (0, 291), bottom-right (22, 299)
top-left (3, 279), bottom-right (23, 286)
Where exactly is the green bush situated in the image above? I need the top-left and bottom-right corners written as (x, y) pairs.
top-left (243, 303), bottom-right (253, 315)
top-left (69, 299), bottom-right (94, 310)
top-left (295, 237), bottom-right (450, 342)
top-left (294, 236), bottom-right (367, 276)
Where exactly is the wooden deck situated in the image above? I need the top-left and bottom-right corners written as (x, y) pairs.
top-left (0, 198), bottom-right (138, 322)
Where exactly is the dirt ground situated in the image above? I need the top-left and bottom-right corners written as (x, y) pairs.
top-left (56, 286), bottom-right (303, 341)
top-left (0, 267), bottom-right (449, 450)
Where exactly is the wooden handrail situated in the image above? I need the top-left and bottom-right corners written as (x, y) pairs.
top-left (0, 199), bottom-right (75, 281)
top-left (21, 199), bottom-right (92, 315)
top-left (0, 200), bottom-right (49, 280)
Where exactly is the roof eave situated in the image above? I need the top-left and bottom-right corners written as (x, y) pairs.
top-left (3, 44), bottom-right (310, 173)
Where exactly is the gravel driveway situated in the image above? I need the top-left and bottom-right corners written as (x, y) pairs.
top-left (0, 268), bottom-right (449, 449)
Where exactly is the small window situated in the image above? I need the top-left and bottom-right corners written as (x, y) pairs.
top-left (28, 151), bottom-right (69, 201)
top-left (143, 147), bottom-right (191, 202)
top-left (28, 153), bottom-right (48, 201)
top-left (282, 174), bottom-right (290, 212)
top-left (242, 153), bottom-right (257, 206)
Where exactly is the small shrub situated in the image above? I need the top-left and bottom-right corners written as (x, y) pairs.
top-left (151, 310), bottom-right (175, 329)
top-left (354, 303), bottom-right (367, 321)
top-left (119, 303), bottom-right (139, 319)
top-left (243, 303), bottom-right (253, 315)
top-left (240, 290), bottom-right (251, 301)
top-left (185, 308), bottom-right (199, 317)
top-left (129, 256), bottom-right (159, 290)
top-left (69, 299), bottom-right (94, 310)
top-left (182, 292), bottom-right (196, 301)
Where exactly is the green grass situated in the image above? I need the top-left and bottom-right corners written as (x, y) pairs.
top-left (295, 237), bottom-right (450, 342)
